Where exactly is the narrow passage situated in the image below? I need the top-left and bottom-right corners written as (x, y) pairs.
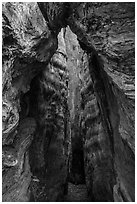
top-left (64, 183), bottom-right (90, 202)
